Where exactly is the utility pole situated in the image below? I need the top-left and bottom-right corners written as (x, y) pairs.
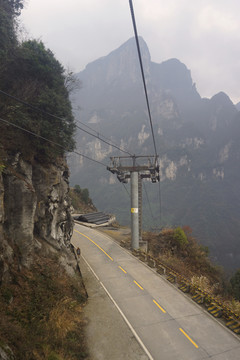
top-left (107, 155), bottom-right (159, 249)
top-left (138, 173), bottom-right (142, 241)
top-left (131, 170), bottom-right (139, 249)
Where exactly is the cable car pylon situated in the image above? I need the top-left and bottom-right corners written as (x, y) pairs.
top-left (107, 155), bottom-right (160, 249)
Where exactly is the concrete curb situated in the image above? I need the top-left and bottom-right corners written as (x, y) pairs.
top-left (226, 318), bottom-right (240, 334)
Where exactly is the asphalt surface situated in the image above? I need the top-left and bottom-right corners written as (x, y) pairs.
top-left (78, 247), bottom-right (149, 360)
top-left (71, 224), bottom-right (240, 360)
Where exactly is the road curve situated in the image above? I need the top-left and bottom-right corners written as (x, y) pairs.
top-left (71, 224), bottom-right (240, 360)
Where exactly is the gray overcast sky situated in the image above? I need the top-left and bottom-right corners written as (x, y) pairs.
top-left (21, 0), bottom-right (240, 103)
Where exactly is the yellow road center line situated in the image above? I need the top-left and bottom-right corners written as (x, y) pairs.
top-left (74, 230), bottom-right (113, 261)
top-left (179, 328), bottom-right (199, 349)
top-left (118, 266), bottom-right (127, 274)
top-left (153, 299), bottom-right (166, 313)
top-left (134, 280), bottom-right (144, 290)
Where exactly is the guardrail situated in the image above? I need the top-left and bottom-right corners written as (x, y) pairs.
top-left (129, 246), bottom-right (240, 335)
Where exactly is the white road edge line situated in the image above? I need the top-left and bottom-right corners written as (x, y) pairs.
top-left (100, 281), bottom-right (154, 360)
top-left (79, 247), bottom-right (154, 359)
top-left (81, 254), bottom-right (100, 281)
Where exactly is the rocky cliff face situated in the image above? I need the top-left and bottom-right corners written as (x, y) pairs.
top-left (0, 151), bottom-right (74, 284)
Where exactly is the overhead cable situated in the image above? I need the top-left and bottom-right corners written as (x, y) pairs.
top-left (75, 123), bottom-right (132, 155)
top-left (0, 117), bottom-right (107, 167)
top-left (157, 175), bottom-right (162, 225)
top-left (74, 118), bottom-right (133, 155)
top-left (129, 0), bottom-right (162, 226)
top-left (143, 182), bottom-right (155, 224)
top-left (128, 0), bottom-right (158, 157)
top-left (0, 89), bottom-right (132, 156)
top-left (122, 183), bottom-right (130, 198)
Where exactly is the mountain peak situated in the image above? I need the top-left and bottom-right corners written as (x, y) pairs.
top-left (81, 37), bottom-right (151, 88)
top-left (116, 36), bottom-right (150, 59)
top-left (211, 92), bottom-right (234, 107)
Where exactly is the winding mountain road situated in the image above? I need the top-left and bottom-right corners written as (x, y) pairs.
top-left (71, 224), bottom-right (240, 360)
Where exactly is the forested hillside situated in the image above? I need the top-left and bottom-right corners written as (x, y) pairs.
top-left (0, 0), bottom-right (75, 161)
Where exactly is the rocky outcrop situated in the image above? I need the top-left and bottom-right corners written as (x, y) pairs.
top-left (32, 159), bottom-right (73, 250)
top-left (0, 152), bottom-right (74, 283)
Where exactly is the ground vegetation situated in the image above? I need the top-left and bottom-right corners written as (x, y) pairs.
top-left (0, 251), bottom-right (88, 359)
top-left (0, 0), bottom-right (76, 162)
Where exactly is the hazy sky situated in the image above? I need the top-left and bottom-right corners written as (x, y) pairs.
top-left (21, 0), bottom-right (240, 103)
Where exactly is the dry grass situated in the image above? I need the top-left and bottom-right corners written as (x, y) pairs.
top-left (224, 299), bottom-right (240, 317)
top-left (0, 252), bottom-right (88, 360)
top-left (144, 228), bottom-right (221, 283)
top-left (47, 297), bottom-right (84, 340)
top-left (147, 229), bottom-right (240, 318)
top-left (191, 275), bottom-right (212, 293)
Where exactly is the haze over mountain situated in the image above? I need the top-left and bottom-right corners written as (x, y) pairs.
top-left (70, 37), bottom-right (240, 270)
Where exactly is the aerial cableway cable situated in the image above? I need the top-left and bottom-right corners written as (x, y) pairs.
top-left (122, 183), bottom-right (130, 198)
top-left (0, 117), bottom-right (107, 167)
top-left (142, 182), bottom-right (155, 224)
top-left (75, 123), bottom-right (132, 156)
top-left (128, 0), bottom-right (158, 157)
top-left (0, 89), bottom-right (132, 156)
top-left (157, 179), bottom-right (162, 226)
top-left (129, 0), bottom-right (162, 227)
top-left (74, 118), bottom-right (132, 155)
top-left (1, 116), bottom-right (133, 207)
top-left (0, 90), bottom-right (134, 199)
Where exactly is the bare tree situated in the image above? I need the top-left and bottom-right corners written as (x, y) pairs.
top-left (64, 67), bottom-right (81, 94)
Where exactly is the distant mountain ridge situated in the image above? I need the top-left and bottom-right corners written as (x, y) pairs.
top-left (70, 37), bottom-right (240, 270)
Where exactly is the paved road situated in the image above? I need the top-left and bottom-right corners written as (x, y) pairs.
top-left (72, 224), bottom-right (240, 360)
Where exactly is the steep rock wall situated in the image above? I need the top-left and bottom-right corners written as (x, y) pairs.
top-left (0, 152), bottom-right (74, 283)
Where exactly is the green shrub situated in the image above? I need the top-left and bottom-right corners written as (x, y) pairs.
top-left (81, 188), bottom-right (89, 204)
top-left (48, 353), bottom-right (62, 360)
top-left (70, 185), bottom-right (92, 210)
top-left (74, 185), bottom-right (81, 194)
top-left (200, 244), bottom-right (209, 256)
top-left (173, 227), bottom-right (188, 249)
